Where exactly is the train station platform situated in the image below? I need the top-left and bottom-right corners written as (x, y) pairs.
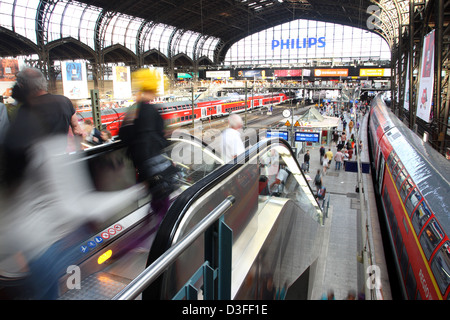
top-left (298, 111), bottom-right (392, 300)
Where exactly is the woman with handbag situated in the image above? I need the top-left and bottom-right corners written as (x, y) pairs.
top-left (120, 68), bottom-right (177, 218)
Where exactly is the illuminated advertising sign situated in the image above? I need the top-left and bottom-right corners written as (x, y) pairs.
top-left (359, 69), bottom-right (390, 77)
top-left (271, 37), bottom-right (326, 50)
top-left (240, 70), bottom-right (266, 78)
top-left (274, 69), bottom-right (302, 77)
top-left (314, 69), bottom-right (348, 77)
top-left (206, 70), bottom-right (230, 78)
top-left (295, 132), bottom-right (320, 142)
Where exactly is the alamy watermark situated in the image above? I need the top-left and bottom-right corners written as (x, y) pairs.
top-left (366, 265), bottom-right (382, 290)
top-left (366, 5), bottom-right (382, 31)
top-left (66, 265), bottom-right (81, 290)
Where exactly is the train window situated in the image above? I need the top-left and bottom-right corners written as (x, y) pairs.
top-left (396, 170), bottom-right (408, 191)
top-left (387, 152), bottom-right (394, 167)
top-left (420, 219), bottom-right (444, 260)
top-left (405, 188), bottom-right (422, 216)
top-left (382, 187), bottom-right (395, 225)
top-left (431, 241), bottom-right (450, 295)
top-left (389, 153), bottom-right (399, 171)
top-left (412, 201), bottom-right (432, 235)
top-left (394, 218), bottom-right (402, 255)
top-left (400, 177), bottom-right (413, 202)
top-left (400, 244), bottom-right (409, 277)
top-left (405, 265), bottom-right (417, 300)
top-left (392, 161), bottom-right (404, 181)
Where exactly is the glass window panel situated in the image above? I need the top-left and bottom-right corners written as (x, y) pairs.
top-left (431, 241), bottom-right (450, 295)
top-left (48, 2), bottom-right (65, 42)
top-left (0, 0), bottom-right (14, 30)
top-left (80, 8), bottom-right (100, 49)
top-left (412, 201), bottom-right (432, 235)
top-left (224, 19), bottom-right (391, 65)
top-left (420, 219), bottom-right (444, 260)
top-left (405, 187), bottom-right (421, 216)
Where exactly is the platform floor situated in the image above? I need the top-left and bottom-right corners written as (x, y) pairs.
top-left (303, 111), bottom-right (392, 300)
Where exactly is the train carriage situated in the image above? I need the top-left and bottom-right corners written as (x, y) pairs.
top-left (368, 94), bottom-right (450, 300)
top-left (76, 92), bottom-right (288, 136)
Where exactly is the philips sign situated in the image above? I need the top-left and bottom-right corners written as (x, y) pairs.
top-left (272, 37), bottom-right (326, 50)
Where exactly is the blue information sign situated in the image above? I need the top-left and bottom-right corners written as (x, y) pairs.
top-left (266, 130), bottom-right (289, 141)
top-left (295, 132), bottom-right (320, 142)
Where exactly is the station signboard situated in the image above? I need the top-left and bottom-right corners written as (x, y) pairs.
top-left (266, 130), bottom-right (289, 141)
top-left (295, 131), bottom-right (320, 142)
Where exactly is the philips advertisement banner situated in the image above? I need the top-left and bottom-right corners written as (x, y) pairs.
top-left (61, 61), bottom-right (89, 99)
top-left (416, 30), bottom-right (435, 123)
top-left (112, 66), bottom-right (131, 99)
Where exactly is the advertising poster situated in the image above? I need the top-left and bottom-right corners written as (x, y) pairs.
top-left (403, 57), bottom-right (410, 111)
top-left (0, 59), bottom-right (20, 102)
top-left (61, 61), bottom-right (89, 99)
top-left (274, 69), bottom-right (302, 77)
top-left (112, 66), bottom-right (131, 99)
top-left (416, 30), bottom-right (435, 123)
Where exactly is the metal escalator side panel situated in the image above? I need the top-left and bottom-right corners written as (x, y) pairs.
top-left (232, 199), bottom-right (325, 299)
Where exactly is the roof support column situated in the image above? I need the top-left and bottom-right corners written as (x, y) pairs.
top-left (435, 0), bottom-right (448, 154)
top-left (408, 0), bottom-right (417, 130)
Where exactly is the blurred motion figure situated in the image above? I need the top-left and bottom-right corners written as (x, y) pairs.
top-left (119, 68), bottom-right (177, 219)
top-left (2, 67), bottom-right (83, 189)
top-left (0, 67), bottom-right (145, 299)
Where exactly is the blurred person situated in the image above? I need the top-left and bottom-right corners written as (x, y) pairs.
top-left (348, 119), bottom-right (354, 134)
top-left (0, 135), bottom-right (146, 299)
top-left (303, 150), bottom-right (310, 173)
top-left (270, 164), bottom-right (289, 197)
top-left (83, 119), bottom-right (102, 145)
top-left (314, 169), bottom-right (322, 190)
top-left (325, 148), bottom-right (333, 168)
top-left (0, 101), bottom-right (9, 143)
top-left (221, 114), bottom-right (245, 163)
top-left (319, 145), bottom-right (325, 164)
top-left (334, 148), bottom-right (344, 170)
top-left (119, 68), bottom-right (177, 218)
top-left (2, 67), bottom-right (83, 189)
top-left (100, 129), bottom-right (113, 143)
top-left (322, 155), bottom-right (328, 174)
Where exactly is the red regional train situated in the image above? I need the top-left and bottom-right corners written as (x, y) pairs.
top-left (368, 94), bottom-right (450, 300)
top-left (76, 92), bottom-right (288, 136)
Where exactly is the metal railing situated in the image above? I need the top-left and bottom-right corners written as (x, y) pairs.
top-left (112, 195), bottom-right (235, 300)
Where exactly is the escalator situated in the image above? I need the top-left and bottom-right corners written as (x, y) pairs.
top-left (0, 134), bottom-right (325, 300)
top-left (138, 137), bottom-right (326, 300)
top-left (0, 134), bottom-right (223, 300)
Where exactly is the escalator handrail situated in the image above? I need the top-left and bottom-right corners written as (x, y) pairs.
top-left (112, 195), bottom-right (235, 300)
